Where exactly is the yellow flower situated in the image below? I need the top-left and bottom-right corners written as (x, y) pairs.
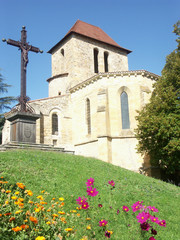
top-left (46, 221), bottom-right (51, 225)
top-left (47, 209), bottom-right (51, 212)
top-left (52, 214), bottom-right (58, 217)
top-left (28, 200), bottom-right (34, 204)
top-left (65, 228), bottom-right (73, 232)
top-left (37, 195), bottom-right (44, 200)
top-left (86, 225), bottom-right (91, 230)
top-left (86, 218), bottom-right (91, 221)
top-left (11, 196), bottom-right (17, 200)
top-left (35, 208), bottom-right (41, 213)
top-left (70, 210), bottom-right (77, 213)
top-left (59, 197), bottom-right (64, 201)
top-left (15, 210), bottom-right (22, 214)
top-left (15, 191), bottom-right (20, 195)
top-left (5, 200), bottom-right (9, 204)
top-left (35, 237), bottom-right (45, 240)
top-left (41, 190), bottom-right (45, 193)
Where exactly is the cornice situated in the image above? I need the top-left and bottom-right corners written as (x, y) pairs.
top-left (69, 70), bottom-right (159, 93)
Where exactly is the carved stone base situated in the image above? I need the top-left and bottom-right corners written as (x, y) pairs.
top-left (6, 112), bottom-right (40, 143)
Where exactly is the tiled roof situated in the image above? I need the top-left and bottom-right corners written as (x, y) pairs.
top-left (48, 20), bottom-right (131, 54)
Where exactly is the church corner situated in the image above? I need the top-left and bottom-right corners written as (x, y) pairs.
top-left (2, 20), bottom-right (160, 176)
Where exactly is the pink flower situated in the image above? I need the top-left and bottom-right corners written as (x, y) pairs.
top-left (158, 219), bottom-right (166, 227)
top-left (76, 196), bottom-right (87, 205)
top-left (147, 206), bottom-right (158, 212)
top-left (87, 186), bottom-right (98, 197)
top-left (149, 237), bottom-right (156, 240)
top-left (131, 201), bottom-right (143, 212)
top-left (86, 178), bottom-right (94, 187)
top-left (99, 219), bottom-right (108, 227)
top-left (136, 212), bottom-right (150, 224)
top-left (81, 201), bottom-right (89, 209)
top-left (150, 215), bottom-right (159, 223)
top-left (108, 180), bottom-right (115, 187)
top-left (122, 206), bottom-right (129, 212)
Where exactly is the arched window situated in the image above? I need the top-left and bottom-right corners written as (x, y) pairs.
top-left (61, 49), bottom-right (64, 56)
top-left (104, 51), bottom-right (109, 72)
top-left (120, 92), bottom-right (130, 129)
top-left (52, 113), bottom-right (58, 135)
top-left (86, 98), bottom-right (91, 134)
top-left (94, 48), bottom-right (99, 73)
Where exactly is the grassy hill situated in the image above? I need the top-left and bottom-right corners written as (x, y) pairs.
top-left (0, 150), bottom-right (179, 240)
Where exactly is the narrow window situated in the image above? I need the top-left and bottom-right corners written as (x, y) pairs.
top-left (94, 48), bottom-right (99, 73)
top-left (52, 113), bottom-right (58, 135)
top-left (86, 98), bottom-right (91, 134)
top-left (120, 92), bottom-right (130, 129)
top-left (61, 49), bottom-right (64, 56)
top-left (104, 51), bottom-right (109, 72)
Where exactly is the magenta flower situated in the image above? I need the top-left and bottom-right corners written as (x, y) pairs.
top-left (98, 204), bottom-right (103, 208)
top-left (81, 201), bottom-right (89, 209)
top-left (140, 222), bottom-right (151, 231)
top-left (149, 237), bottom-right (156, 240)
top-left (158, 219), bottom-right (166, 227)
top-left (86, 178), bottom-right (94, 187)
top-left (99, 219), bottom-right (108, 227)
top-left (76, 196), bottom-right (87, 205)
top-left (87, 186), bottom-right (99, 197)
top-left (122, 206), bottom-right (129, 212)
top-left (136, 212), bottom-right (150, 224)
top-left (147, 206), bottom-right (158, 212)
top-left (131, 201), bottom-right (143, 212)
top-left (108, 180), bottom-right (115, 187)
top-left (117, 209), bottom-right (120, 215)
top-left (150, 215), bottom-right (159, 223)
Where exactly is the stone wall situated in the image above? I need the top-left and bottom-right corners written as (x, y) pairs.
top-left (49, 34), bottom-right (129, 96)
top-left (70, 71), bottom-right (157, 171)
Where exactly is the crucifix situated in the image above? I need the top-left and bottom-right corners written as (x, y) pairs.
top-left (2, 26), bottom-right (43, 112)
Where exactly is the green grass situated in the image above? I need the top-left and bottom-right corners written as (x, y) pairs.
top-left (0, 150), bottom-right (180, 240)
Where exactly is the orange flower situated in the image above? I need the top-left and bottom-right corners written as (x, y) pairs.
top-left (4, 212), bottom-right (11, 216)
top-left (58, 211), bottom-right (65, 215)
top-left (18, 198), bottom-right (24, 202)
top-left (12, 226), bottom-right (22, 232)
top-left (29, 216), bottom-right (38, 224)
top-left (77, 213), bottom-right (80, 217)
top-left (16, 183), bottom-right (25, 189)
top-left (52, 214), bottom-right (58, 217)
top-left (6, 190), bottom-right (11, 193)
top-left (20, 224), bottom-right (29, 229)
top-left (26, 190), bottom-right (33, 196)
top-left (9, 217), bottom-right (16, 222)
top-left (60, 217), bottom-right (66, 223)
top-left (0, 214), bottom-right (2, 217)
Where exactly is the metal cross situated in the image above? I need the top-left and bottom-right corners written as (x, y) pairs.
top-left (2, 26), bottom-right (43, 112)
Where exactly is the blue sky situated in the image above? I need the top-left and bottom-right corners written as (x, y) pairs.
top-left (0, 0), bottom-right (179, 111)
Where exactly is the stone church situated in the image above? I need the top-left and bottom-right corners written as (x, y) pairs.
top-left (2, 20), bottom-right (159, 173)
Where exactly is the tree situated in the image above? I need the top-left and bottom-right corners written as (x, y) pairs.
top-left (135, 21), bottom-right (180, 183)
top-left (0, 71), bottom-right (16, 143)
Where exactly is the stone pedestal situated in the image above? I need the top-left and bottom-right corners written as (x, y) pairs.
top-left (6, 111), bottom-right (40, 143)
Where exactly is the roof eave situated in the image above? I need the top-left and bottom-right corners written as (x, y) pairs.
top-left (47, 32), bottom-right (132, 54)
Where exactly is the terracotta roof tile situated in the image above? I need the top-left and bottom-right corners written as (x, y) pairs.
top-left (48, 20), bottom-right (131, 54)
